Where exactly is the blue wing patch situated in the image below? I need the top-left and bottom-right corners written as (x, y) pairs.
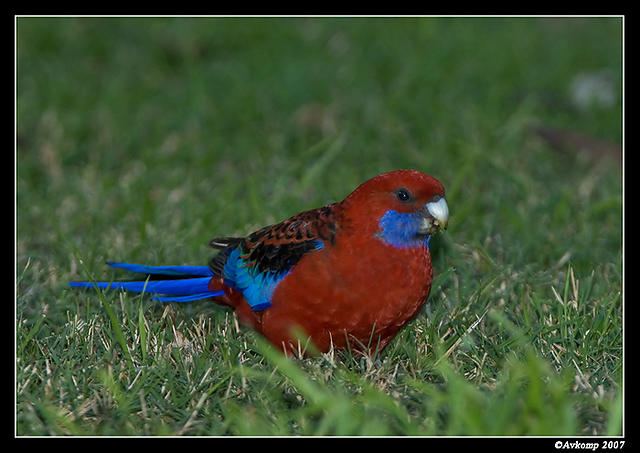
top-left (222, 248), bottom-right (290, 311)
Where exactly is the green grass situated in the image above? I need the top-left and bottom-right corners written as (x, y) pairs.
top-left (16, 17), bottom-right (623, 436)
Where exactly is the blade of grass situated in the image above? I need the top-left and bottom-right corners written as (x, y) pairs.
top-left (20, 315), bottom-right (46, 354)
top-left (138, 304), bottom-right (148, 365)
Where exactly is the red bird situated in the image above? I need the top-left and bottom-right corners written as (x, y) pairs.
top-left (70, 170), bottom-right (449, 356)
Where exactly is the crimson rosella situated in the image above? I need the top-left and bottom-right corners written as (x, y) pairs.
top-left (69, 170), bottom-right (449, 355)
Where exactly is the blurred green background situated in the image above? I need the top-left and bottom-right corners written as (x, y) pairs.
top-left (17, 17), bottom-right (622, 436)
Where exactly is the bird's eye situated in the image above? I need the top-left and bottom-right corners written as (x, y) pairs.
top-left (396, 188), bottom-right (412, 202)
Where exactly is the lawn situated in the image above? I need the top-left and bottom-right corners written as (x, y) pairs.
top-left (16, 16), bottom-right (623, 436)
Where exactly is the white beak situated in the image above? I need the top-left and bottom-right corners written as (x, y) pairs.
top-left (426, 197), bottom-right (449, 230)
top-left (419, 196), bottom-right (449, 234)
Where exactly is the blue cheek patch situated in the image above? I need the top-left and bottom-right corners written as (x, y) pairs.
top-left (222, 248), bottom-right (290, 311)
top-left (377, 209), bottom-right (430, 249)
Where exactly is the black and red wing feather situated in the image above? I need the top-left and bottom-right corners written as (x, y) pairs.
top-left (208, 203), bottom-right (341, 277)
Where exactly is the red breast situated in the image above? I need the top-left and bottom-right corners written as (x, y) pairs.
top-left (260, 229), bottom-right (433, 354)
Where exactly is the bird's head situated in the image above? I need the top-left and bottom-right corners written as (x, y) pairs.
top-left (342, 169), bottom-right (449, 248)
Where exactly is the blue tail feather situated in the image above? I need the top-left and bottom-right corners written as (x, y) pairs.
top-left (69, 261), bottom-right (224, 302)
top-left (106, 261), bottom-right (213, 277)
